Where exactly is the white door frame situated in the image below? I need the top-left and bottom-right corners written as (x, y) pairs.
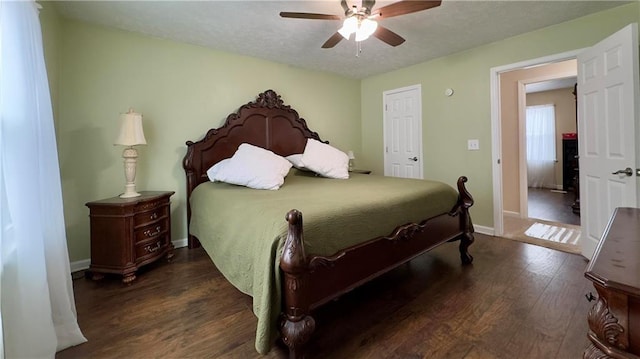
top-left (383, 84), bottom-right (424, 178)
top-left (490, 49), bottom-right (584, 236)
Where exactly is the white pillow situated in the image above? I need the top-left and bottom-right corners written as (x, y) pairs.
top-left (285, 154), bottom-right (306, 170)
top-left (300, 139), bottom-right (349, 179)
top-left (209, 143), bottom-right (292, 190)
top-left (206, 158), bottom-right (231, 181)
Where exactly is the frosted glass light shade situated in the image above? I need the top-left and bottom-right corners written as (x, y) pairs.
top-left (114, 109), bottom-right (146, 146)
top-left (356, 18), bottom-right (378, 41)
top-left (347, 150), bottom-right (355, 160)
top-left (338, 16), bottom-right (358, 40)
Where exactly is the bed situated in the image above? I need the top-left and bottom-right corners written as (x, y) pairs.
top-left (183, 89), bottom-right (475, 358)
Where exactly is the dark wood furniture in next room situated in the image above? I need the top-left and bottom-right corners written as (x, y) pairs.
top-left (86, 191), bottom-right (174, 283)
top-left (584, 207), bottom-right (640, 358)
top-left (571, 83), bottom-right (580, 214)
top-left (183, 89), bottom-right (475, 358)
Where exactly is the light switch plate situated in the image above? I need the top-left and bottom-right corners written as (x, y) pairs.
top-left (468, 139), bottom-right (480, 150)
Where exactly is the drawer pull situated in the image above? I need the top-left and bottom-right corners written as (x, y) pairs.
top-left (144, 242), bottom-right (162, 253)
top-left (586, 292), bottom-right (596, 302)
top-left (143, 226), bottom-right (162, 237)
top-left (150, 212), bottom-right (158, 220)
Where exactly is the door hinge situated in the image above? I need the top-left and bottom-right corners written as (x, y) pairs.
top-left (385, 146), bottom-right (388, 153)
top-left (497, 159), bottom-right (501, 164)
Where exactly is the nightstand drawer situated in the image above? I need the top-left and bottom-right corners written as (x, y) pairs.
top-left (133, 205), bottom-right (168, 226)
top-left (135, 221), bottom-right (167, 243)
top-left (135, 197), bottom-right (169, 213)
top-left (135, 236), bottom-right (166, 260)
top-left (86, 191), bottom-right (174, 283)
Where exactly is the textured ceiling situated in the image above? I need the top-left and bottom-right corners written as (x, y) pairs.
top-left (53, 0), bottom-right (631, 79)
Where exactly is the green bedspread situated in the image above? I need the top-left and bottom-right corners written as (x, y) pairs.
top-left (189, 170), bottom-right (459, 354)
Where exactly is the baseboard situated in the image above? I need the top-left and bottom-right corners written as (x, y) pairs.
top-left (70, 259), bottom-right (91, 273)
top-left (172, 237), bottom-right (188, 249)
top-left (503, 210), bottom-right (520, 218)
top-left (69, 237), bottom-right (189, 274)
top-left (474, 225), bottom-right (495, 236)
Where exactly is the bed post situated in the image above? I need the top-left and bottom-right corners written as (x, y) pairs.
top-left (183, 141), bottom-right (201, 249)
top-left (457, 176), bottom-right (475, 265)
top-left (280, 209), bottom-right (315, 359)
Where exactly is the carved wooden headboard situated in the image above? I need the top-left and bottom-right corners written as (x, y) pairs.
top-left (182, 89), bottom-right (326, 247)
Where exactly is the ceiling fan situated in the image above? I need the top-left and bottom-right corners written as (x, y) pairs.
top-left (280, 0), bottom-right (442, 49)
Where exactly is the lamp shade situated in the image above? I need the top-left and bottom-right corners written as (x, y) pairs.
top-left (347, 150), bottom-right (355, 160)
top-left (114, 109), bottom-right (146, 146)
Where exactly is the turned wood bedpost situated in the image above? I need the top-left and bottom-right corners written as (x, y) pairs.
top-left (183, 141), bottom-right (201, 249)
top-left (280, 209), bottom-right (315, 359)
top-left (457, 176), bottom-right (475, 265)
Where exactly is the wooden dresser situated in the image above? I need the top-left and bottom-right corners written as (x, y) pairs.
top-left (584, 207), bottom-right (640, 358)
top-left (86, 191), bottom-right (174, 283)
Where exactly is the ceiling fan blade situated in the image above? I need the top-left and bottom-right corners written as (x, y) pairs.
top-left (373, 0), bottom-right (441, 19)
top-left (373, 25), bottom-right (405, 47)
top-left (279, 12), bottom-right (341, 20)
top-left (322, 32), bottom-right (344, 48)
top-left (340, 0), bottom-right (349, 14)
top-left (322, 32), bottom-right (343, 49)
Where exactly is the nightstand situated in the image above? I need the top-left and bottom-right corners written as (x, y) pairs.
top-left (349, 169), bottom-right (372, 174)
top-left (86, 191), bottom-right (174, 283)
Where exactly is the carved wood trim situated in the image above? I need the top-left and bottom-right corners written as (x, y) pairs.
top-left (585, 332), bottom-right (640, 359)
top-left (588, 297), bottom-right (626, 350)
top-left (280, 313), bottom-right (315, 359)
top-left (383, 221), bottom-right (428, 242)
top-left (583, 342), bottom-right (610, 359)
top-left (279, 209), bottom-right (315, 358)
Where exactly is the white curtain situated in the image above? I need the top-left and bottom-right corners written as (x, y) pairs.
top-left (0, 1), bottom-right (87, 357)
top-left (526, 104), bottom-right (557, 189)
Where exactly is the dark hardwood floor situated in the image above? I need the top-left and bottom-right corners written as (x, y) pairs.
top-left (528, 188), bottom-right (580, 226)
top-left (57, 234), bottom-right (592, 359)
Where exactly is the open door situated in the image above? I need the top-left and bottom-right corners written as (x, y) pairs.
top-left (578, 23), bottom-right (639, 259)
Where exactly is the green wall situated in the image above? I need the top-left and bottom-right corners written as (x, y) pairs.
top-left (360, 3), bottom-right (639, 228)
top-left (40, 2), bottom-right (639, 261)
top-left (48, 17), bottom-right (360, 261)
top-left (39, 2), bottom-right (60, 127)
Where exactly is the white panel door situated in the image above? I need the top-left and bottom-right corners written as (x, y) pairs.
top-left (578, 23), bottom-right (639, 259)
top-left (383, 85), bottom-right (423, 179)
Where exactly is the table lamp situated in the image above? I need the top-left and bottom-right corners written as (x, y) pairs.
top-left (114, 108), bottom-right (146, 198)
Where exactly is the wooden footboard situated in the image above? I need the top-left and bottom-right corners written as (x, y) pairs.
top-left (279, 176), bottom-right (474, 358)
top-left (182, 90), bottom-right (475, 357)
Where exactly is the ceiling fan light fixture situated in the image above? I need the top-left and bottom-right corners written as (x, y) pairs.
top-left (338, 16), bottom-right (358, 39)
top-left (356, 18), bottom-right (378, 41)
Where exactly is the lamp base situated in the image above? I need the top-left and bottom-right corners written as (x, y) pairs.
top-left (120, 183), bottom-right (140, 198)
top-left (120, 189), bottom-right (141, 199)
top-left (120, 147), bottom-right (141, 198)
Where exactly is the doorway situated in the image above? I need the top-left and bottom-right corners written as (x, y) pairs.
top-left (524, 78), bottom-right (580, 227)
top-left (491, 55), bottom-right (582, 253)
top-left (492, 24), bottom-right (640, 259)
top-left (383, 84), bottom-right (423, 179)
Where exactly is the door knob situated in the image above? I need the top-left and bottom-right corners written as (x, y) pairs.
top-left (408, 157), bottom-right (418, 162)
top-left (611, 167), bottom-right (633, 176)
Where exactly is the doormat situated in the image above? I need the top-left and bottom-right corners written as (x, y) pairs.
top-left (524, 222), bottom-right (581, 246)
